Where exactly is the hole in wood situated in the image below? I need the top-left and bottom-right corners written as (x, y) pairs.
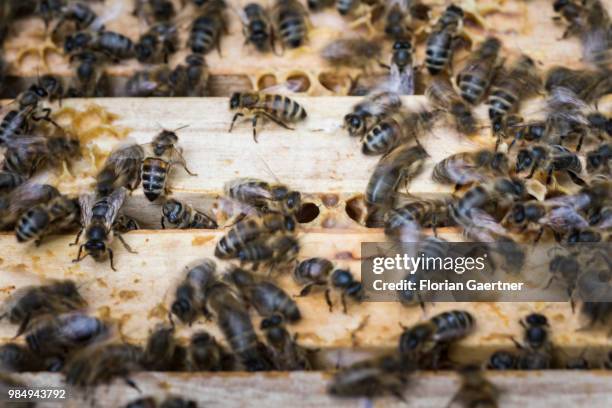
top-left (286, 72), bottom-right (311, 92)
top-left (257, 73), bottom-right (277, 90)
top-left (318, 71), bottom-right (351, 94)
top-left (345, 195), bottom-right (367, 226)
top-left (296, 202), bottom-right (320, 224)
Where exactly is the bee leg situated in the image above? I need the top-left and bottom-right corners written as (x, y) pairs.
top-left (543, 276), bottom-right (555, 290)
top-left (174, 150), bottom-right (197, 176)
top-left (568, 171), bottom-right (587, 187)
top-left (123, 377), bottom-right (141, 393)
top-left (576, 133), bottom-right (585, 152)
top-left (545, 166), bottom-right (554, 185)
top-left (14, 314), bottom-right (32, 338)
top-left (324, 289), bottom-right (333, 312)
top-left (108, 248), bottom-right (117, 271)
top-left (228, 113), bottom-right (244, 133)
top-left (297, 283), bottom-right (315, 297)
top-left (161, 217), bottom-right (166, 229)
top-left (252, 115), bottom-right (259, 143)
top-left (116, 234), bottom-right (137, 254)
top-left (533, 227), bottom-right (545, 244)
top-left (72, 244), bottom-right (86, 262)
top-left (341, 293), bottom-right (348, 314)
top-left (260, 111), bottom-right (295, 131)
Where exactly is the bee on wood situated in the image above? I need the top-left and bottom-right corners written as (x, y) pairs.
top-left (136, 22), bottom-right (179, 64)
top-left (425, 4), bottom-right (466, 75)
top-left (426, 78), bottom-right (477, 135)
top-left (399, 310), bottom-right (475, 368)
top-left (63, 342), bottom-right (144, 389)
top-left (168, 54), bottom-right (210, 97)
top-left (141, 128), bottom-right (196, 202)
top-left (586, 143), bottom-right (611, 175)
top-left (271, 0), bottom-right (309, 50)
top-left (448, 365), bottom-right (499, 408)
top-left (52, 2), bottom-right (98, 38)
top-left (96, 143), bottom-right (145, 197)
top-left (215, 212), bottom-right (296, 259)
top-left (0, 183), bottom-right (61, 230)
top-left (185, 330), bottom-right (235, 371)
top-left (384, 198), bottom-right (452, 242)
top-left (515, 144), bottom-right (584, 185)
top-left (365, 144), bottom-right (429, 209)
top-left (236, 233), bottom-right (300, 272)
top-left (293, 257), bottom-right (334, 293)
top-left (25, 313), bottom-right (109, 356)
top-left (64, 29), bottom-right (135, 61)
top-left (170, 259), bottom-right (217, 325)
top-left (114, 214), bottom-right (141, 234)
top-left (204, 280), bottom-right (274, 371)
top-left (228, 92), bottom-right (307, 142)
top-left (344, 91), bottom-right (403, 138)
top-left (239, 3), bottom-right (273, 52)
top-left (260, 314), bottom-right (313, 370)
top-left (142, 323), bottom-right (185, 371)
top-left (487, 55), bottom-right (541, 135)
top-left (225, 266), bottom-right (301, 322)
top-left (224, 177), bottom-right (302, 215)
top-left (432, 149), bottom-right (509, 188)
top-left (362, 107), bottom-right (437, 156)
top-left (327, 353), bottom-right (415, 399)
top-left (545, 66), bottom-right (612, 103)
top-left (188, 0), bottom-right (228, 55)
top-left (0, 280), bottom-right (87, 338)
top-left (307, 0), bottom-right (334, 11)
top-left (511, 313), bottom-right (553, 369)
top-left (0, 171), bottom-right (26, 195)
top-left (133, 0), bottom-right (176, 24)
top-left (73, 187), bottom-right (133, 271)
top-left (321, 37), bottom-right (381, 70)
top-left (456, 36), bottom-right (502, 105)
top-left (547, 250), bottom-right (581, 306)
top-left (161, 199), bottom-right (217, 229)
top-left (125, 65), bottom-right (173, 97)
top-left (15, 194), bottom-right (80, 244)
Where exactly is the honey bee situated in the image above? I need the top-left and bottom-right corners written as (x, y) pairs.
top-left (38, 74), bottom-right (65, 102)
top-left (432, 149), bottom-right (509, 188)
top-left (586, 143), bottom-right (611, 174)
top-left (384, 0), bottom-right (430, 40)
top-left (362, 107), bottom-right (437, 156)
top-left (161, 199), bottom-right (218, 229)
top-left (125, 65), bottom-right (173, 97)
top-left (545, 66), bottom-right (611, 103)
top-left (327, 353), bottom-right (414, 399)
top-left (136, 22), bottom-right (179, 63)
top-left (224, 177), bottom-right (302, 215)
top-left (447, 365), bottom-right (499, 408)
top-left (399, 310), bottom-right (475, 368)
top-left (2, 133), bottom-right (80, 177)
top-left (387, 38), bottom-right (415, 94)
top-left (236, 234), bottom-right (300, 272)
top-left (260, 314), bottom-right (313, 370)
top-left (133, 0), bottom-right (176, 24)
top-left (204, 280), bottom-right (274, 371)
top-left (228, 92), bottom-right (307, 142)
top-left (96, 143), bottom-right (145, 197)
top-left (547, 250), bottom-right (581, 305)
top-left (24, 313), bottom-right (109, 356)
top-left (426, 78), bottom-right (477, 135)
top-left (321, 38), bottom-right (381, 70)
top-left (0, 342), bottom-right (56, 372)
top-left (64, 29), bottom-right (135, 61)
top-left (0, 171), bottom-right (25, 195)
top-left (488, 55), bottom-right (541, 134)
top-left (68, 50), bottom-right (109, 97)
top-left (271, 0), bottom-right (308, 50)
top-left (15, 194), bottom-right (80, 244)
top-left (188, 0), bottom-right (228, 55)
top-left (239, 3), bottom-right (273, 52)
top-left (170, 259), bottom-right (217, 325)
top-left (215, 212), bottom-right (296, 259)
top-left (114, 214), bottom-right (141, 234)
top-left (142, 323), bottom-right (186, 371)
top-left (296, 262), bottom-right (362, 313)
top-left (141, 128), bottom-right (196, 202)
top-left (0, 183), bottom-right (61, 230)
top-left (185, 330), bottom-right (235, 371)
top-left (456, 36), bottom-right (502, 105)
top-left (168, 54), bottom-right (210, 97)
top-left (52, 2), bottom-right (98, 38)
top-left (1, 280), bottom-right (87, 338)
top-left (511, 313), bottom-right (553, 369)
top-left (73, 187), bottom-right (133, 271)
top-left (365, 144), bottom-right (429, 209)
top-left (487, 350), bottom-right (518, 370)
top-left (225, 266), bottom-right (301, 322)
top-left (515, 144), bottom-right (584, 185)
top-left (384, 198), bottom-right (452, 242)
top-left (425, 4), bottom-right (466, 75)
top-left (344, 91), bottom-right (403, 138)
top-left (63, 342), bottom-right (144, 388)
top-left (0, 109), bottom-right (30, 147)
top-left (293, 257), bottom-right (333, 293)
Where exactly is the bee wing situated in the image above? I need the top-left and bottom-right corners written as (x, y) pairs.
top-left (468, 208), bottom-right (508, 236)
top-left (223, 177), bottom-right (273, 200)
top-left (78, 193), bottom-right (96, 228)
top-left (546, 87), bottom-right (590, 125)
top-left (388, 64), bottom-right (415, 95)
top-left (540, 206), bottom-right (590, 231)
top-left (544, 192), bottom-right (591, 210)
top-left (105, 143), bottom-right (145, 169)
top-left (259, 79), bottom-right (306, 95)
top-left (582, 28), bottom-right (611, 69)
top-left (104, 187), bottom-right (128, 229)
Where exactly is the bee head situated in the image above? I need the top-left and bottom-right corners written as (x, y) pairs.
top-left (162, 199), bottom-right (182, 223)
top-left (488, 350), bottom-right (516, 369)
top-left (84, 240), bottom-right (106, 259)
top-left (510, 204), bottom-right (526, 224)
top-left (398, 323), bottom-right (433, 353)
top-left (229, 93), bottom-right (241, 109)
top-left (524, 203), bottom-right (545, 222)
top-left (344, 113), bottom-right (365, 136)
top-left (331, 269), bottom-right (354, 289)
top-left (516, 149), bottom-right (533, 172)
top-left (284, 191), bottom-right (301, 213)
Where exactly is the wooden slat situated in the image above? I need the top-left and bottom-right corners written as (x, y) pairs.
top-left (13, 371), bottom-right (612, 408)
top-left (1, 0), bottom-right (585, 95)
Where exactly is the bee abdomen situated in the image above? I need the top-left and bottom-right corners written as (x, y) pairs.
top-left (487, 88), bottom-right (517, 117)
top-left (192, 212), bottom-right (218, 229)
top-left (362, 120), bottom-right (400, 156)
top-left (142, 158), bottom-right (168, 202)
top-left (15, 208), bottom-right (49, 242)
top-left (238, 242), bottom-right (273, 262)
top-left (458, 73), bottom-right (489, 104)
top-left (190, 16), bottom-right (220, 54)
top-left (277, 11), bottom-right (307, 48)
top-left (432, 310), bottom-right (474, 341)
top-left (425, 31), bottom-right (452, 75)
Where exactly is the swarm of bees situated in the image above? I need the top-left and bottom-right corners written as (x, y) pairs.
top-left (0, 0), bottom-right (610, 406)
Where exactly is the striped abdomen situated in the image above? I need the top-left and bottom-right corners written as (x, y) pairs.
top-left (431, 310), bottom-right (474, 342)
top-left (260, 94), bottom-right (307, 123)
top-left (457, 67), bottom-right (494, 105)
top-left (226, 179), bottom-right (271, 208)
top-left (15, 206), bottom-right (50, 242)
top-left (365, 165), bottom-right (401, 206)
top-left (551, 145), bottom-right (582, 173)
top-left (487, 83), bottom-right (519, 118)
top-left (425, 29), bottom-right (453, 75)
top-left (0, 110), bottom-right (28, 146)
top-left (216, 219), bottom-right (264, 258)
top-left (362, 118), bottom-right (402, 156)
top-left (189, 14), bottom-right (224, 54)
top-left (275, 7), bottom-right (307, 48)
top-left (142, 157), bottom-right (169, 201)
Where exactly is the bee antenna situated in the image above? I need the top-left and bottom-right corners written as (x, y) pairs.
top-left (172, 124), bottom-right (190, 132)
top-left (257, 155), bottom-right (281, 184)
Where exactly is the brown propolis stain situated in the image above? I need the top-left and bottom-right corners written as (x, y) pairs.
top-left (118, 290), bottom-right (138, 301)
top-left (192, 236), bottom-right (214, 246)
top-left (148, 303), bottom-right (169, 320)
